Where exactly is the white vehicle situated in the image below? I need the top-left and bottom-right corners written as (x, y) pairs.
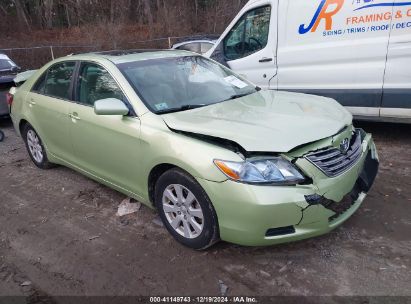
top-left (205, 0), bottom-right (411, 122)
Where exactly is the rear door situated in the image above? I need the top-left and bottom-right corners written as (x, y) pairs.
top-left (25, 61), bottom-right (76, 162)
top-left (381, 0), bottom-right (411, 119)
top-left (212, 2), bottom-right (277, 89)
top-left (277, 0), bottom-right (391, 118)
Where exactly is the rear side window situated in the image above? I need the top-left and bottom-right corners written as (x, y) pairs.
top-left (32, 62), bottom-right (76, 100)
top-left (201, 43), bottom-right (214, 54)
top-left (32, 73), bottom-right (47, 93)
top-left (224, 6), bottom-right (271, 60)
top-left (77, 62), bottom-right (124, 106)
top-left (177, 43), bottom-right (201, 54)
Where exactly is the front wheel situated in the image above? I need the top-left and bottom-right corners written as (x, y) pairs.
top-left (23, 124), bottom-right (54, 169)
top-left (155, 168), bottom-right (219, 250)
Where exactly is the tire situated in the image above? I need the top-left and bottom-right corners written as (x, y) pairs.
top-left (22, 124), bottom-right (54, 169)
top-left (154, 168), bottom-right (219, 250)
top-left (0, 130), bottom-right (4, 142)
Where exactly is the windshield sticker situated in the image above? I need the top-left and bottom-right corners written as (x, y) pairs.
top-left (224, 75), bottom-right (248, 89)
top-left (154, 103), bottom-right (169, 111)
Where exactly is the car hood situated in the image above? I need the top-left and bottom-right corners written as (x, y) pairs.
top-left (161, 90), bottom-right (352, 153)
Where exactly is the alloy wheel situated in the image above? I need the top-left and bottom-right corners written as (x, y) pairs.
top-left (162, 184), bottom-right (204, 239)
top-left (26, 130), bottom-right (44, 163)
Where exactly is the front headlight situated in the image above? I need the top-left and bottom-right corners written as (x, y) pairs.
top-left (214, 157), bottom-right (305, 185)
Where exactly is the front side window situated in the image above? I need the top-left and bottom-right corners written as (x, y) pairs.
top-left (117, 56), bottom-right (258, 114)
top-left (34, 62), bottom-right (76, 100)
top-left (77, 63), bottom-right (124, 106)
top-left (224, 6), bottom-right (271, 61)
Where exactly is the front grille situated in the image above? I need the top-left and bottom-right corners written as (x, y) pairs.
top-left (305, 130), bottom-right (362, 177)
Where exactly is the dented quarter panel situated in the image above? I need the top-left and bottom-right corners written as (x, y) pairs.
top-left (135, 112), bottom-right (239, 204)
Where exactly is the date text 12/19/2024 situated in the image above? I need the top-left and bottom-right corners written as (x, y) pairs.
top-left (149, 297), bottom-right (258, 303)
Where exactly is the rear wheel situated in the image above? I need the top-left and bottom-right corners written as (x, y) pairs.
top-left (23, 124), bottom-right (54, 169)
top-left (155, 168), bottom-right (219, 250)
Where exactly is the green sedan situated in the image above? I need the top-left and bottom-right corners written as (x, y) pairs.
top-left (9, 50), bottom-right (379, 249)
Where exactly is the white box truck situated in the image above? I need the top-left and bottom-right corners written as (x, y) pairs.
top-left (205, 0), bottom-right (411, 122)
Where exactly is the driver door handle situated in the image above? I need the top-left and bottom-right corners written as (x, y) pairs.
top-left (69, 113), bottom-right (81, 121)
top-left (259, 57), bottom-right (273, 63)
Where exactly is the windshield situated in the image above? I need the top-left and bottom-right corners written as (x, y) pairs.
top-left (117, 56), bottom-right (258, 114)
top-left (0, 59), bottom-right (15, 71)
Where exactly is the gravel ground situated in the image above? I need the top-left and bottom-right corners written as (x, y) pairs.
top-left (0, 118), bottom-right (410, 300)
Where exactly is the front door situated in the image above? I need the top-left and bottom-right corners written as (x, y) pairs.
top-left (68, 62), bottom-right (142, 194)
top-left (218, 4), bottom-right (277, 89)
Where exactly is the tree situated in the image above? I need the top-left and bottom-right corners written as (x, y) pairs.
top-left (13, 0), bottom-right (31, 31)
top-left (143, 0), bottom-right (154, 38)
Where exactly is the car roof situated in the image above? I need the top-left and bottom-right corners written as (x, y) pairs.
top-left (61, 49), bottom-right (194, 65)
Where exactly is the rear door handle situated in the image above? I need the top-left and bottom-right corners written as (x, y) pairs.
top-left (29, 98), bottom-right (36, 106)
top-left (259, 57), bottom-right (273, 63)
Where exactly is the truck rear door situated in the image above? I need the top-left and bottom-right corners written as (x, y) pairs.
top-left (381, 0), bottom-right (411, 119)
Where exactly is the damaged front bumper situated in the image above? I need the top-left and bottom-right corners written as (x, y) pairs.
top-left (197, 130), bottom-right (379, 246)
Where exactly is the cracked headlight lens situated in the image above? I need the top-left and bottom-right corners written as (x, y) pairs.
top-left (214, 158), bottom-right (305, 184)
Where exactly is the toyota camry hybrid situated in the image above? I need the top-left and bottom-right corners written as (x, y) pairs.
top-left (9, 50), bottom-right (379, 249)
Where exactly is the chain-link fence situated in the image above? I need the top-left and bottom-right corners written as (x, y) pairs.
top-left (0, 34), bottom-right (219, 70)
top-left (0, 45), bottom-right (97, 70)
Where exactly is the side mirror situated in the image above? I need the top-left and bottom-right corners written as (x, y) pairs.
top-left (94, 98), bottom-right (129, 116)
top-left (11, 66), bottom-right (21, 73)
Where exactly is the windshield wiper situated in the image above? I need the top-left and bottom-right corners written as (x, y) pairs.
top-left (156, 104), bottom-right (207, 114)
top-left (229, 93), bottom-right (249, 100)
top-left (225, 91), bottom-right (256, 101)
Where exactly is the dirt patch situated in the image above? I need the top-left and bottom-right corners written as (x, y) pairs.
top-left (0, 119), bottom-right (410, 298)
